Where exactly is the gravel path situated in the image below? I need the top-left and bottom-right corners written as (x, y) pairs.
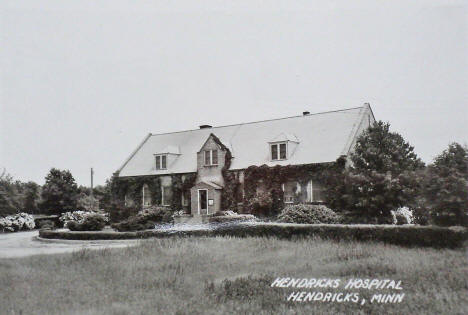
top-left (0, 230), bottom-right (139, 258)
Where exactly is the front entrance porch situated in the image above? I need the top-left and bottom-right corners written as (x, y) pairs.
top-left (190, 181), bottom-right (223, 217)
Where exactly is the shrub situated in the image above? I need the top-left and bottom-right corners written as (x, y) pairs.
top-left (247, 192), bottom-right (273, 216)
top-left (208, 214), bottom-right (257, 224)
top-left (0, 213), bottom-right (35, 232)
top-left (37, 220), bottom-right (55, 230)
top-left (60, 210), bottom-right (109, 228)
top-left (39, 223), bottom-right (468, 248)
top-left (67, 213), bottom-right (106, 231)
top-left (277, 204), bottom-right (341, 224)
top-left (391, 207), bottom-right (413, 225)
top-left (109, 203), bottom-right (139, 223)
top-left (111, 206), bottom-right (173, 232)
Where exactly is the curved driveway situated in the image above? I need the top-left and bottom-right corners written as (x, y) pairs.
top-left (0, 230), bottom-right (138, 258)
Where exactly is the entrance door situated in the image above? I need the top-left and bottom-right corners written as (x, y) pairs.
top-left (198, 189), bottom-right (208, 215)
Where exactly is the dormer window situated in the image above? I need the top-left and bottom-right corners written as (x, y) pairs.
top-left (271, 142), bottom-right (287, 161)
top-left (204, 150), bottom-right (218, 166)
top-left (155, 154), bottom-right (167, 170)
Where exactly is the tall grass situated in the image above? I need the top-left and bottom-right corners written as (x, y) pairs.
top-left (0, 237), bottom-right (467, 314)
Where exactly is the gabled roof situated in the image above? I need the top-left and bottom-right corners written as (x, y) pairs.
top-left (269, 132), bottom-right (299, 143)
top-left (117, 104), bottom-right (375, 177)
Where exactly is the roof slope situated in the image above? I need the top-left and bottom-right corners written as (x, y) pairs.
top-left (118, 104), bottom-right (373, 177)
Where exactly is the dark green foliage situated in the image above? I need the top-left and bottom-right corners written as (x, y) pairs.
top-left (37, 219), bottom-right (55, 230)
top-left (394, 213), bottom-right (408, 225)
top-left (40, 223), bottom-right (468, 248)
top-left (67, 214), bottom-right (106, 231)
top-left (246, 191), bottom-right (273, 216)
top-left (0, 171), bottom-right (21, 216)
top-left (0, 171), bottom-right (42, 216)
top-left (424, 143), bottom-right (468, 226)
top-left (208, 214), bottom-right (256, 223)
top-left (243, 162), bottom-right (342, 215)
top-left (39, 168), bottom-right (79, 215)
top-left (277, 204), bottom-right (341, 224)
top-left (336, 121), bottom-right (424, 222)
top-left (111, 173), bottom-right (196, 212)
top-left (111, 206), bottom-right (173, 232)
top-left (109, 202), bottom-right (139, 223)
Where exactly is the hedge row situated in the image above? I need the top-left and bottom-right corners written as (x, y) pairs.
top-left (39, 223), bottom-right (468, 248)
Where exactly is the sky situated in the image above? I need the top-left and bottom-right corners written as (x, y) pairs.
top-left (1, 0), bottom-right (467, 186)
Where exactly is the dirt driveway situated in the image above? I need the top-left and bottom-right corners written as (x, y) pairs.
top-left (0, 230), bottom-right (139, 259)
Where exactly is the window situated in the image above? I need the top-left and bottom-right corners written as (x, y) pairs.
top-left (271, 142), bottom-right (287, 160)
top-left (204, 150), bottom-right (218, 166)
top-left (155, 154), bottom-right (167, 170)
top-left (282, 181), bottom-right (296, 203)
top-left (142, 184), bottom-right (151, 206)
top-left (307, 180), bottom-right (324, 202)
top-left (162, 186), bottom-right (172, 206)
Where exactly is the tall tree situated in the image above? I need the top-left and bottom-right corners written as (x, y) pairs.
top-left (0, 170), bottom-right (21, 216)
top-left (22, 182), bottom-right (41, 214)
top-left (424, 143), bottom-right (468, 226)
top-left (342, 121), bottom-right (424, 223)
top-left (40, 168), bottom-right (79, 215)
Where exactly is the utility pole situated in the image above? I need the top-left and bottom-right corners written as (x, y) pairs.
top-left (90, 168), bottom-right (94, 210)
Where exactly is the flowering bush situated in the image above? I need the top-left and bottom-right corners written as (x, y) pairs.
top-left (68, 213), bottom-right (106, 231)
top-left (59, 210), bottom-right (109, 228)
top-left (112, 206), bottom-right (173, 232)
top-left (0, 213), bottom-right (35, 232)
top-left (277, 204), bottom-right (341, 224)
top-left (391, 207), bottom-right (414, 225)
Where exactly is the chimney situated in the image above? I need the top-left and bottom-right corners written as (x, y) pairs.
top-left (303, 111), bottom-right (310, 116)
top-left (199, 124), bottom-right (212, 129)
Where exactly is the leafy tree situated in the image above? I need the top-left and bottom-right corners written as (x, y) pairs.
top-left (0, 170), bottom-right (20, 216)
top-left (22, 182), bottom-right (41, 214)
top-left (339, 121), bottom-right (424, 223)
top-left (424, 143), bottom-right (468, 226)
top-left (40, 168), bottom-right (79, 215)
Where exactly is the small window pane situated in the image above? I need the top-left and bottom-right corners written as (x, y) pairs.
top-left (161, 155), bottom-right (167, 169)
top-left (212, 150), bottom-right (218, 165)
top-left (156, 156), bottom-right (161, 170)
top-left (271, 144), bottom-right (278, 160)
top-left (205, 150), bottom-right (211, 165)
top-left (280, 143), bottom-right (287, 159)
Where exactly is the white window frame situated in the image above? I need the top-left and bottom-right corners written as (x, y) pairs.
top-left (270, 142), bottom-right (288, 161)
top-left (161, 186), bottom-right (171, 206)
top-left (142, 184), bottom-right (151, 207)
top-left (282, 182), bottom-right (295, 204)
top-left (204, 150), bottom-right (218, 166)
top-left (307, 179), bottom-right (324, 203)
top-left (155, 154), bottom-right (167, 170)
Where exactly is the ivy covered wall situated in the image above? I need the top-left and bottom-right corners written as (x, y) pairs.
top-left (111, 173), bottom-right (196, 212)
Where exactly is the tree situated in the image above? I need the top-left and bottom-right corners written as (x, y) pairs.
top-left (40, 168), bottom-right (79, 215)
top-left (341, 121), bottom-right (425, 223)
top-left (22, 182), bottom-right (41, 214)
top-left (0, 170), bottom-right (21, 216)
top-left (424, 143), bottom-right (468, 226)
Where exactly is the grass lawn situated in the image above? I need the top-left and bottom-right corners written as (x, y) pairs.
top-left (1, 237), bottom-right (467, 315)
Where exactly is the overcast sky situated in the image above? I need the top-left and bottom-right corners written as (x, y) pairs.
top-left (1, 0), bottom-right (467, 186)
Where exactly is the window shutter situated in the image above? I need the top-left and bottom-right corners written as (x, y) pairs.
top-left (212, 150), bottom-right (218, 165)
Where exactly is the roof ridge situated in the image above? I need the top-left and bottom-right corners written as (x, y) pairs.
top-left (149, 105), bottom-right (363, 137)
